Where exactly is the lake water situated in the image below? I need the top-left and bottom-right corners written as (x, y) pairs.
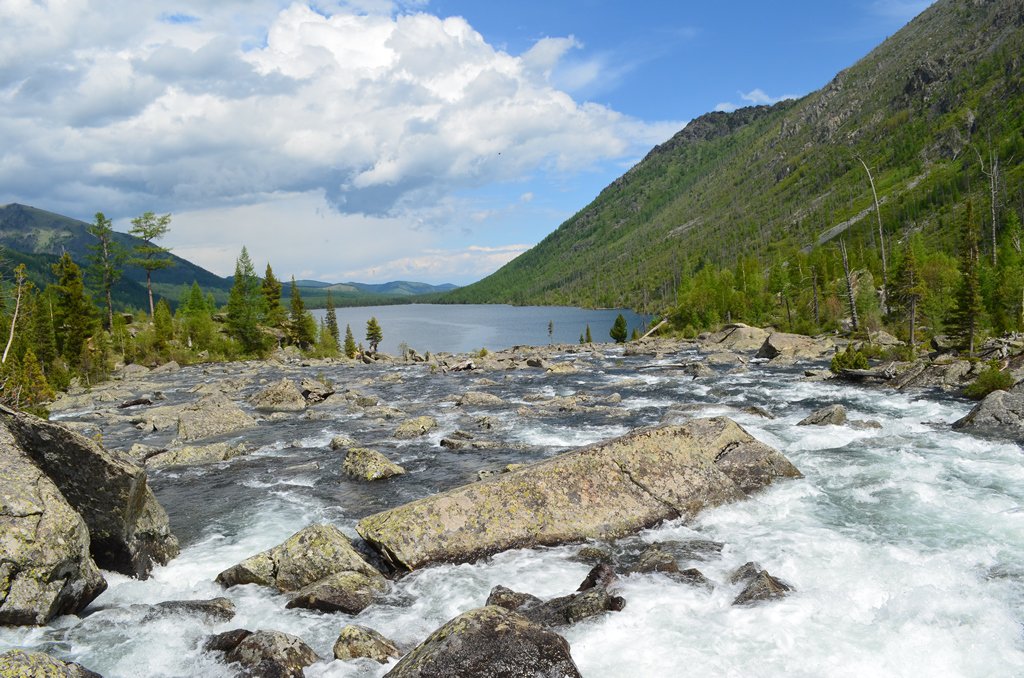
top-left (312, 304), bottom-right (650, 355)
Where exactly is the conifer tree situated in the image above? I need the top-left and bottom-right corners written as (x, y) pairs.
top-left (153, 298), bottom-right (174, 350)
top-left (30, 289), bottom-right (58, 370)
top-left (87, 212), bottom-right (126, 330)
top-left (585, 324), bottom-right (592, 343)
top-left (287, 276), bottom-right (316, 348)
top-left (325, 290), bottom-right (340, 350)
top-left (262, 263), bottom-right (286, 328)
top-left (344, 323), bottom-right (357, 358)
top-left (609, 313), bottom-right (628, 343)
top-left (226, 246), bottom-right (268, 354)
top-left (18, 347), bottom-right (54, 415)
top-left (128, 211), bottom-right (174, 318)
top-left (50, 253), bottom-right (96, 367)
top-left (893, 236), bottom-right (926, 350)
top-left (950, 202), bottom-right (984, 355)
top-left (365, 316), bottom-right (383, 353)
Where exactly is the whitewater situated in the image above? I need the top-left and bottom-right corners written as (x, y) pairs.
top-left (2, 347), bottom-right (1023, 677)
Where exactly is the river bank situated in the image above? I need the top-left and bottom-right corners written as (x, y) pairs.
top-left (2, 330), bottom-right (1024, 676)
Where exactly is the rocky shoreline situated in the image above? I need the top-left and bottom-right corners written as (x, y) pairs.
top-left (2, 326), bottom-right (1022, 676)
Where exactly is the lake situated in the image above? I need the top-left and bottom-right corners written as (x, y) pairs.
top-left (311, 304), bottom-right (650, 355)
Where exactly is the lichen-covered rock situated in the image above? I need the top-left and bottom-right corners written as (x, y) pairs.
top-left (797, 404), bottom-right (848, 426)
top-left (285, 570), bottom-right (387, 614)
top-left (358, 418), bottom-right (800, 571)
top-left (952, 389), bottom-right (1024, 442)
top-left (225, 630), bottom-right (319, 678)
top-left (394, 416), bottom-right (438, 439)
top-left (250, 379), bottom-right (307, 413)
top-left (177, 394), bottom-right (256, 442)
top-left (0, 426), bottom-right (106, 625)
top-left (145, 597), bottom-right (236, 622)
top-left (333, 625), bottom-right (401, 663)
top-left (486, 585), bottom-right (625, 628)
top-left (343, 447), bottom-right (406, 481)
top-left (0, 649), bottom-right (102, 677)
top-left (700, 324), bottom-right (770, 351)
top-left (456, 392), bottom-right (505, 407)
top-left (215, 523), bottom-right (384, 594)
top-left (0, 406), bottom-right (178, 579)
top-left (756, 332), bottom-right (835, 361)
top-left (384, 606), bottom-right (582, 678)
top-left (329, 434), bottom-right (357, 450)
top-left (145, 442), bottom-right (249, 469)
top-left (300, 377), bottom-right (335, 404)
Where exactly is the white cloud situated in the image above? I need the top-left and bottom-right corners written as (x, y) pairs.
top-left (342, 244), bottom-right (532, 282)
top-left (713, 88), bottom-right (799, 114)
top-left (0, 1), bottom-right (676, 226)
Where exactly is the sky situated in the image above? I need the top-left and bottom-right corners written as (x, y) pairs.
top-left (0, 0), bottom-right (933, 284)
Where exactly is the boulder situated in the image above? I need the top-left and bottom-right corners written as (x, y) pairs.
top-left (952, 389), bottom-right (1024, 441)
top-left (250, 379), bottom-right (307, 413)
top-left (797, 404), bottom-right (848, 426)
top-left (357, 418), bottom-right (800, 571)
top-left (486, 585), bottom-right (625, 628)
top-left (343, 447), bottom-right (407, 481)
top-left (701, 324), bottom-right (770, 351)
top-left (333, 625), bottom-right (401, 663)
top-left (384, 606), bottom-right (582, 678)
top-left (868, 330), bottom-right (903, 346)
top-left (394, 416), bottom-right (438, 439)
top-left (177, 394), bottom-right (256, 442)
top-left (732, 570), bottom-right (793, 605)
top-left (456, 392), bottom-right (505, 407)
top-left (0, 406), bottom-right (178, 579)
top-left (225, 630), bottom-right (319, 678)
top-left (145, 597), bottom-right (236, 622)
top-left (0, 426), bottom-right (106, 625)
top-left (300, 377), bottom-right (335, 404)
top-left (756, 333), bottom-right (835, 361)
top-left (285, 570), bottom-right (387, 614)
top-left (329, 434), bottom-right (357, 450)
top-left (215, 524), bottom-right (384, 594)
top-left (151, 360), bottom-right (181, 374)
top-left (0, 650), bottom-right (102, 677)
top-left (145, 442), bottom-right (249, 469)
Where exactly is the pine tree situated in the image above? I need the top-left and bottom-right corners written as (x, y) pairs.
top-left (128, 211), bottom-right (174, 318)
top-left (262, 263), bottom-right (286, 328)
top-left (585, 324), bottom-right (592, 343)
top-left (86, 212), bottom-right (126, 330)
top-left (226, 246), bottom-right (268, 354)
top-left (892, 236), bottom-right (926, 350)
top-left (18, 347), bottom-right (54, 415)
top-left (344, 323), bottom-right (357, 358)
top-left (365, 316), bottom-right (383, 353)
top-left (287, 276), bottom-right (316, 348)
top-left (950, 202), bottom-right (984, 355)
top-left (30, 289), bottom-right (58, 369)
top-left (50, 253), bottom-right (96, 367)
top-left (609, 313), bottom-right (628, 343)
top-left (325, 290), bottom-right (340, 350)
top-left (153, 298), bottom-right (174, 350)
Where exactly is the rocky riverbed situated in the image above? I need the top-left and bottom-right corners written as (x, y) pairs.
top-left (2, 329), bottom-right (1024, 676)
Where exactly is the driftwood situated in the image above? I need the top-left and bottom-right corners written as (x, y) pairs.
top-left (838, 363), bottom-right (898, 382)
top-left (118, 397), bottom-right (153, 409)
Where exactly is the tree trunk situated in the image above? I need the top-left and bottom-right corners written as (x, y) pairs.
top-left (2, 272), bottom-right (24, 364)
top-left (840, 238), bottom-right (859, 333)
top-left (812, 269), bottom-right (820, 327)
top-left (858, 157), bottom-right (888, 314)
top-left (146, 270), bottom-right (155, 319)
top-left (908, 297), bottom-right (916, 353)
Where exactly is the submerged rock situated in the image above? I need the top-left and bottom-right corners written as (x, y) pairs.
top-left (384, 606), bottom-right (582, 678)
top-left (357, 418), bottom-right (800, 571)
top-left (798, 404), bottom-right (848, 426)
top-left (146, 597), bottom-right (236, 622)
top-left (145, 442), bottom-right (249, 469)
top-left (0, 425), bottom-right (106, 625)
top-left (952, 388), bottom-right (1024, 441)
top-left (333, 625), bottom-right (401, 663)
top-left (733, 570), bottom-right (793, 605)
top-left (0, 406), bottom-right (178, 579)
top-left (0, 649), bottom-right (102, 677)
top-left (343, 447), bottom-right (406, 481)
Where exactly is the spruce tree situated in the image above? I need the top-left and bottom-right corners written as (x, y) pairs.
top-left (365, 316), bottom-right (383, 353)
top-left (325, 290), bottom-right (340, 350)
top-left (50, 253), bottom-right (96, 367)
top-left (950, 202), bottom-right (984, 355)
top-left (287, 277), bottom-right (316, 348)
top-left (153, 298), bottom-right (174, 350)
top-left (226, 246), bottom-right (268, 354)
top-left (262, 263), bottom-right (286, 328)
top-left (128, 211), bottom-right (174, 318)
top-left (609, 313), bottom-right (628, 343)
top-left (893, 236), bottom-right (926, 350)
top-left (343, 323), bottom-right (357, 358)
top-left (585, 324), bottom-right (592, 343)
top-left (86, 212), bottom-right (126, 330)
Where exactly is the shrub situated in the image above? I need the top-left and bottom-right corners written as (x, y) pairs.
top-left (963, 360), bottom-right (1015, 400)
top-left (830, 345), bottom-right (869, 373)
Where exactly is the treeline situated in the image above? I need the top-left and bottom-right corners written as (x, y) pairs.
top-left (0, 212), bottom-right (371, 416)
top-left (667, 201), bottom-right (1024, 353)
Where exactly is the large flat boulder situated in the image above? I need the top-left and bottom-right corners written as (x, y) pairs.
top-left (0, 426), bottom-right (106, 625)
top-left (357, 418), bottom-right (800, 571)
top-left (952, 387), bottom-right (1024, 442)
top-left (177, 394), bottom-right (256, 442)
top-left (384, 606), bottom-right (582, 678)
top-left (701, 324), bottom-right (770, 351)
top-left (756, 332), bottom-right (835, 361)
top-left (0, 406), bottom-right (179, 579)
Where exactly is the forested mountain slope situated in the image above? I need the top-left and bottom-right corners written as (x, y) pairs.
top-left (447, 0), bottom-right (1024, 313)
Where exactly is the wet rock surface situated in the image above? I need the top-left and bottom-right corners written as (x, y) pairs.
top-left (0, 649), bottom-right (102, 677)
top-left (333, 624), bottom-right (401, 663)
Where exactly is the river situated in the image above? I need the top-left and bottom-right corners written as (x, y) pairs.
top-left (2, 344), bottom-right (1023, 677)
top-left (311, 304), bottom-right (650, 356)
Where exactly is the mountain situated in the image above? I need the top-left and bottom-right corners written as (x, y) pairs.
top-left (445, 0), bottom-right (1024, 311)
top-left (287, 280), bottom-right (459, 308)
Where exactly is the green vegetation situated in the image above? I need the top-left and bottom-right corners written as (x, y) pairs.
top-left (963, 360), bottom-right (1016, 399)
top-left (344, 323), bottom-right (357, 359)
top-left (366, 317), bottom-right (383, 354)
top-left (610, 314), bottom-right (628, 343)
top-left (830, 345), bottom-right (870, 374)
top-left (128, 211), bottom-right (174, 318)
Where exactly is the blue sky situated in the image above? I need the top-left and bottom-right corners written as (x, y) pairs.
top-left (0, 0), bottom-right (931, 284)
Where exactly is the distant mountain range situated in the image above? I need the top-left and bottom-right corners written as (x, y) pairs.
top-left (0, 203), bottom-right (457, 309)
top-left (446, 0), bottom-right (1024, 311)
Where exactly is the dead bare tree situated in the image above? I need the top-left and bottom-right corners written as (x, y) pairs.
top-left (973, 143), bottom-right (1011, 267)
top-left (839, 238), bottom-right (859, 333)
top-left (857, 156), bottom-right (888, 313)
top-left (2, 264), bottom-right (27, 364)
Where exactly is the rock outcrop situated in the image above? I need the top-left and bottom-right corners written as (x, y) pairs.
top-left (357, 418), bottom-right (800, 570)
top-left (384, 606), bottom-right (582, 678)
top-left (0, 406), bottom-right (178, 579)
top-left (756, 332), bottom-right (835, 361)
top-left (333, 625), bottom-right (401, 663)
top-left (700, 324), bottom-right (770, 351)
top-left (342, 447), bottom-right (407, 481)
top-left (0, 426), bottom-right (106, 625)
top-left (0, 649), bottom-right (102, 677)
top-left (176, 394), bottom-right (256, 442)
top-left (250, 379), bottom-right (307, 413)
top-left (215, 524), bottom-right (386, 613)
top-left (952, 385), bottom-right (1024, 441)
